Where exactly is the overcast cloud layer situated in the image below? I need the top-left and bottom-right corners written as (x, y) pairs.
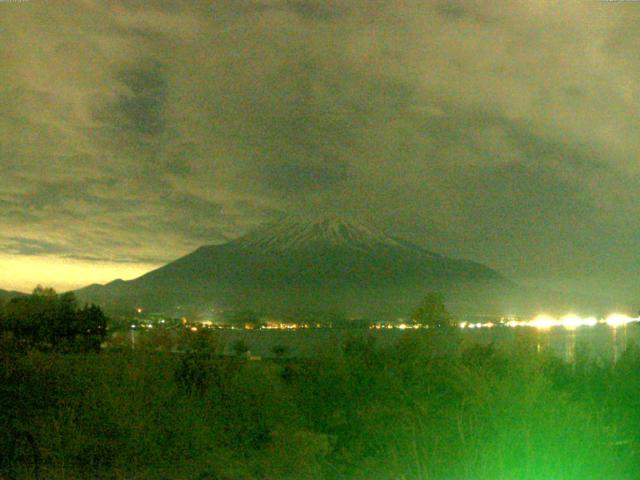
top-left (1, 1), bottom-right (639, 298)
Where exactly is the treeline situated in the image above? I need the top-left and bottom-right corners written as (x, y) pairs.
top-left (215, 291), bottom-right (452, 329)
top-left (0, 286), bottom-right (107, 352)
top-left (2, 327), bottom-right (640, 479)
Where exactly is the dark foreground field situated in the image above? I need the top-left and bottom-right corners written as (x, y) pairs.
top-left (2, 330), bottom-right (640, 480)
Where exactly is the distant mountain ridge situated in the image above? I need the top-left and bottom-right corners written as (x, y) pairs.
top-left (76, 215), bottom-right (518, 318)
top-left (75, 215), bottom-right (618, 318)
top-left (0, 289), bottom-right (27, 302)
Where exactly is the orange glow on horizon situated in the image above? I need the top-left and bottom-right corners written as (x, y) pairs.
top-left (0, 254), bottom-right (158, 293)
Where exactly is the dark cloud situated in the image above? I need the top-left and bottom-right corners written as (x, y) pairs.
top-left (93, 59), bottom-right (167, 143)
top-left (1, 0), bottom-right (639, 298)
top-left (434, 1), bottom-right (499, 23)
top-left (436, 2), bottom-right (466, 20)
top-left (115, 60), bottom-right (167, 136)
top-left (24, 181), bottom-right (90, 209)
top-left (2, 238), bottom-right (67, 257)
top-left (285, 0), bottom-right (346, 20)
top-left (262, 162), bottom-right (349, 194)
top-left (62, 253), bottom-right (168, 265)
top-left (163, 142), bottom-right (196, 176)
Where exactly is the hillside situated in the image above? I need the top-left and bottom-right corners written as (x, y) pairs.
top-left (0, 289), bottom-right (27, 303)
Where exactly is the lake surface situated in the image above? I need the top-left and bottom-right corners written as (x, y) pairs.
top-left (126, 323), bottom-right (640, 363)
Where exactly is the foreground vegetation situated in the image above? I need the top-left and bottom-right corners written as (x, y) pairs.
top-left (2, 324), bottom-right (640, 479)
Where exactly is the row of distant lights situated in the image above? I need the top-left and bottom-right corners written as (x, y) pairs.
top-left (460, 313), bottom-right (640, 330)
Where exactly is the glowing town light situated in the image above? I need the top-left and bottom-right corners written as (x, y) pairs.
top-left (560, 314), bottom-right (597, 329)
top-left (560, 314), bottom-right (580, 329)
top-left (506, 320), bottom-right (524, 328)
top-left (501, 313), bottom-right (615, 329)
top-left (529, 314), bottom-right (559, 329)
top-left (606, 313), bottom-right (637, 327)
top-left (458, 321), bottom-right (497, 329)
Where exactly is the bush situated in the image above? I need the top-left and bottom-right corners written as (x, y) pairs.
top-left (3, 331), bottom-right (640, 479)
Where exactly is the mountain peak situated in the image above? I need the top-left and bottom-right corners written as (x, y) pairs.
top-left (75, 214), bottom-right (513, 317)
top-left (229, 214), bottom-right (407, 253)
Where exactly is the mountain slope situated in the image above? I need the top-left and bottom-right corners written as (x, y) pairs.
top-left (0, 289), bottom-right (27, 303)
top-left (75, 216), bottom-right (518, 317)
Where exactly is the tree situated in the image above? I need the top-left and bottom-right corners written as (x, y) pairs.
top-left (0, 287), bottom-right (107, 352)
top-left (74, 304), bottom-right (108, 352)
top-left (232, 339), bottom-right (250, 357)
top-left (227, 309), bottom-right (263, 329)
top-left (271, 344), bottom-right (289, 360)
top-left (3, 286), bottom-right (59, 347)
top-left (411, 292), bottom-right (453, 328)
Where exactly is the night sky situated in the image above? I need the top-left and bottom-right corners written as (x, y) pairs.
top-left (1, 1), bottom-right (639, 302)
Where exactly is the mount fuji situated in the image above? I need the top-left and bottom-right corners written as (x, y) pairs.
top-left (75, 216), bottom-right (523, 318)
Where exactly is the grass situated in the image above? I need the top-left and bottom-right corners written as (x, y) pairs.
top-left (2, 330), bottom-right (640, 479)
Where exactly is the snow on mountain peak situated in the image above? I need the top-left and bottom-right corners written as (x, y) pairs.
top-left (231, 215), bottom-right (409, 253)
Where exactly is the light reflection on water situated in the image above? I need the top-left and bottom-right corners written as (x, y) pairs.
top-left (125, 324), bottom-right (640, 363)
top-left (457, 324), bottom-right (637, 364)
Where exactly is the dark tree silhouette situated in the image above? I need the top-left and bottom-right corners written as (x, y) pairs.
top-left (75, 304), bottom-right (108, 352)
top-left (232, 339), bottom-right (250, 357)
top-left (411, 292), bottom-right (453, 328)
top-left (0, 286), bottom-right (107, 352)
top-left (227, 309), bottom-right (262, 329)
top-left (271, 344), bottom-right (289, 360)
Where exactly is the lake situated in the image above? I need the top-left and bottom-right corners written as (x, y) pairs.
top-left (125, 323), bottom-right (640, 363)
